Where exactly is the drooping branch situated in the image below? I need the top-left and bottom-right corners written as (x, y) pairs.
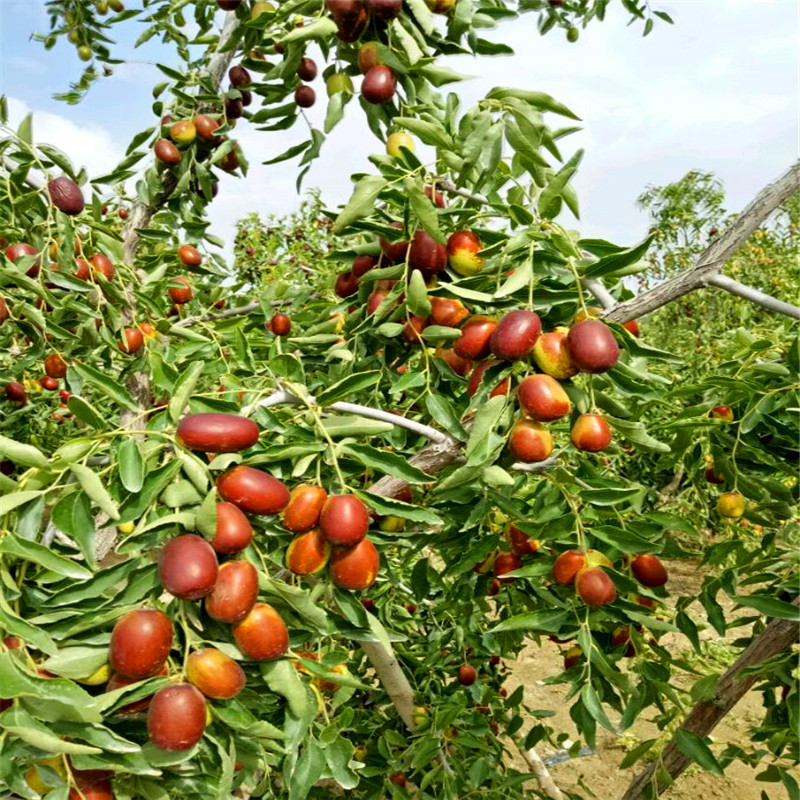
top-left (603, 164), bottom-right (800, 324)
top-left (621, 597), bottom-right (800, 800)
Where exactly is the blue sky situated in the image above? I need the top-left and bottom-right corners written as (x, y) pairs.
top-left (1, 1), bottom-right (797, 252)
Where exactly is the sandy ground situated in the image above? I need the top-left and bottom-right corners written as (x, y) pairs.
top-left (503, 559), bottom-right (788, 800)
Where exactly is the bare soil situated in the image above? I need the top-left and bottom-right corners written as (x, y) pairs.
top-left (503, 559), bottom-right (787, 800)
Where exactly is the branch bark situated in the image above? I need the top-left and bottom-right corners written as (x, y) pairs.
top-left (603, 164), bottom-right (800, 324)
top-left (706, 274), bottom-right (800, 320)
top-left (511, 733), bottom-right (564, 800)
top-left (621, 596), bottom-right (800, 800)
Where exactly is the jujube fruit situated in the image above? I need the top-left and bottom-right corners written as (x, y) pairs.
top-left (47, 176), bottom-right (85, 216)
top-left (368, 0), bottom-right (402, 19)
top-left (379, 221), bottom-right (408, 263)
top-left (447, 230), bottom-right (484, 276)
top-left (118, 327), bottom-right (144, 354)
top-left (205, 560), bottom-right (259, 623)
top-left (217, 466), bottom-right (290, 514)
top-left (710, 404), bottom-right (734, 422)
top-left (408, 231), bottom-right (447, 276)
top-left (5, 382), bottom-right (27, 404)
top-left (533, 327), bottom-right (578, 379)
top-left (170, 119), bottom-right (197, 146)
top-left (295, 85), bottom-right (316, 108)
top-left (631, 554), bottom-right (668, 587)
top-left (563, 646), bottom-right (582, 670)
top-left (386, 131), bottom-right (414, 157)
top-left (106, 666), bottom-right (167, 714)
top-left (570, 412), bottom-right (612, 452)
top-left (505, 523), bottom-right (539, 556)
top-left (517, 374), bottom-right (570, 422)
top-left (467, 360), bottom-right (509, 398)
top-left (187, 649), bottom-right (246, 699)
top-left (232, 603), bottom-right (290, 660)
top-left (351, 254), bottom-right (379, 278)
top-left (458, 664), bottom-right (477, 686)
top-left (177, 413), bottom-right (260, 453)
top-left (269, 313), bottom-right (291, 336)
top-left (319, 494), bottom-right (370, 546)
top-left (438, 347), bottom-right (471, 376)
top-left (44, 353), bottom-right (68, 379)
top-left (330, 537), bottom-right (379, 590)
top-left (335, 270), bottom-right (360, 298)
top-left (283, 484), bottom-right (328, 532)
top-left (490, 309), bottom-right (542, 361)
top-left (454, 316), bottom-right (497, 361)
top-left (567, 319), bottom-right (619, 373)
top-left (147, 683), bottom-right (206, 750)
top-left (552, 550), bottom-right (586, 585)
top-left (178, 244), bottom-right (203, 266)
top-left (297, 57), bottom-right (317, 81)
top-left (210, 501), bottom-right (253, 554)
top-left (90, 253), bottom-right (114, 280)
top-left (228, 64), bottom-right (252, 87)
top-left (358, 41), bottom-right (380, 74)
top-left (575, 567), bottom-right (617, 606)
top-left (493, 551), bottom-right (522, 581)
top-left (428, 297), bottom-right (469, 328)
top-left (508, 419), bottom-right (553, 463)
top-left (717, 491), bottom-right (745, 518)
top-left (109, 609), bottom-right (173, 679)
top-left (403, 315), bottom-right (427, 344)
top-left (194, 114), bottom-right (220, 143)
top-left (158, 535), bottom-right (218, 600)
top-left (155, 138), bottom-right (182, 165)
top-left (362, 65), bottom-right (396, 104)
top-left (168, 276), bottom-right (192, 304)
top-left (286, 529), bottom-right (332, 575)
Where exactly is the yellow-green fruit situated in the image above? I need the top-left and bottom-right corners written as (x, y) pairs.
top-left (566, 26), bottom-right (580, 42)
top-left (96, 1), bottom-right (109, 14)
top-left (68, 29), bottom-right (80, 43)
top-left (118, 521), bottom-right (135, 534)
top-left (425, 0), bottom-right (455, 13)
top-left (379, 515), bottom-right (405, 532)
top-left (354, 745), bottom-right (367, 761)
top-left (109, 0), bottom-right (125, 10)
top-left (412, 705), bottom-right (431, 729)
top-left (251, 1), bottom-right (275, 17)
top-left (77, 662), bottom-right (111, 685)
top-left (386, 131), bottom-right (414, 157)
top-left (25, 758), bottom-right (65, 795)
top-left (326, 72), bottom-right (353, 97)
top-left (170, 120), bottom-right (197, 146)
top-left (77, 45), bottom-right (93, 61)
top-left (717, 491), bottom-right (746, 519)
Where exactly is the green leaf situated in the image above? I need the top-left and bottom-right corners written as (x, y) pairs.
top-left (40, 647), bottom-right (107, 680)
top-left (332, 175), bottom-right (387, 234)
top-left (322, 416), bottom-right (394, 438)
top-left (70, 464), bottom-right (119, 519)
top-left (0, 706), bottom-right (101, 753)
top-left (357, 491), bottom-right (442, 524)
top-left (17, 113), bottom-right (33, 144)
top-left (282, 16), bottom-right (338, 42)
top-left (393, 117), bottom-right (455, 150)
top-left (581, 684), bottom-right (615, 732)
top-left (0, 491), bottom-right (45, 518)
top-left (51, 491), bottom-right (95, 567)
top-left (118, 438), bottom-right (145, 493)
top-left (583, 235), bottom-right (654, 279)
top-left (538, 149), bottom-right (584, 219)
top-left (316, 371), bottom-right (381, 406)
top-left (0, 534), bottom-right (92, 580)
top-left (407, 269), bottom-right (432, 317)
top-left (260, 660), bottom-right (309, 718)
top-left (424, 395), bottom-right (466, 441)
top-left (492, 609), bottom-right (569, 633)
top-left (67, 395), bottom-right (106, 429)
top-left (289, 739), bottom-right (326, 800)
top-left (465, 395), bottom-right (507, 464)
top-left (494, 260), bottom-right (532, 299)
top-left (674, 729), bottom-right (724, 776)
top-left (0, 435), bottom-right (49, 469)
top-left (486, 87), bottom-right (580, 119)
top-left (0, 589), bottom-right (57, 654)
top-left (607, 417), bottom-right (670, 453)
top-left (735, 595), bottom-right (800, 620)
top-left (169, 360), bottom-right (205, 423)
top-left (341, 444), bottom-right (432, 484)
top-left (406, 180), bottom-right (445, 244)
top-left (73, 364), bottom-right (138, 411)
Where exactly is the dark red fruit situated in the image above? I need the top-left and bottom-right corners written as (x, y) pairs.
top-left (494, 551), bottom-right (522, 581)
top-left (176, 413), bottom-right (259, 453)
top-left (575, 567), bottom-right (617, 607)
top-left (178, 244), bottom-right (203, 266)
top-left (552, 550), bottom-right (586, 585)
top-left (118, 327), bottom-right (144, 354)
top-left (155, 139), bottom-right (182, 165)
top-left (109, 609), bottom-right (173, 679)
top-left (335, 270), bottom-right (360, 298)
top-left (217, 466), bottom-right (290, 515)
top-left (379, 221), bottom-right (408, 263)
top-left (229, 65), bottom-right (252, 87)
top-left (158, 535), bottom-right (218, 601)
top-left (631, 554), bottom-right (668, 588)
top-left (90, 253), bottom-right (114, 280)
top-left (466, 360), bottom-right (510, 398)
top-left (368, 0), bottom-right (402, 19)
top-left (295, 85), bottom-right (316, 108)
top-left (297, 57), bottom-right (318, 81)
top-left (48, 176), bottom-right (85, 216)
top-left (408, 231), bottom-right (447, 276)
top-left (320, 494), bottom-right (369, 546)
top-left (362, 65), bottom-right (396, 104)
top-left (210, 502), bottom-right (253, 554)
top-left (205, 560), bottom-right (259, 623)
top-left (5, 382), bottom-right (27, 404)
top-left (44, 353), bottom-right (68, 379)
top-left (42, 376), bottom-right (58, 390)
top-left (351, 254), bottom-right (379, 278)
top-left (454, 316), bottom-right (497, 361)
top-left (567, 319), bottom-right (620, 373)
top-left (489, 310), bottom-right (541, 361)
top-left (147, 683), bottom-right (206, 750)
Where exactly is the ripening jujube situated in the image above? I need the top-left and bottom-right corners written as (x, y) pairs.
top-left (205, 560), bottom-right (259, 623)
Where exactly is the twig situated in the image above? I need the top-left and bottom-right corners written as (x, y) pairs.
top-left (604, 164), bottom-right (800, 324)
top-left (657, 464), bottom-right (684, 505)
top-left (706, 274), bottom-right (800, 320)
top-left (511, 733), bottom-right (564, 800)
top-left (583, 277), bottom-right (616, 310)
top-left (436, 178), bottom-right (490, 205)
top-left (177, 302), bottom-right (260, 327)
top-left (621, 596), bottom-right (800, 800)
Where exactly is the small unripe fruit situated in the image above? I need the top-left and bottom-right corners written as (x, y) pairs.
top-left (717, 491), bottom-right (745, 519)
top-left (170, 120), bottom-right (197, 146)
top-left (710, 404), bottom-right (734, 422)
top-left (386, 131), bottom-right (414, 157)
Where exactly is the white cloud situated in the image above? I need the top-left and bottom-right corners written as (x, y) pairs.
top-left (6, 96), bottom-right (122, 179)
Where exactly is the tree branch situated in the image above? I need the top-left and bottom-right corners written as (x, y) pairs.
top-left (511, 732), bottom-right (564, 800)
top-left (604, 164), bottom-right (800, 324)
top-left (621, 596), bottom-right (800, 800)
top-left (583, 277), bottom-right (616, 310)
top-left (706, 274), bottom-right (800, 320)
